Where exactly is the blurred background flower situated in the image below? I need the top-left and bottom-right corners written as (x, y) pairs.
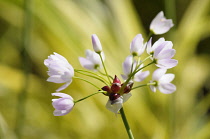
top-left (0, 0), bottom-right (209, 139)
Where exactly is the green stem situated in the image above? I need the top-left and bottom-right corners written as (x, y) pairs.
top-left (99, 53), bottom-right (111, 83)
top-left (132, 82), bottom-right (156, 90)
top-left (120, 108), bottom-right (134, 139)
top-left (74, 69), bottom-right (109, 85)
top-left (74, 91), bottom-right (104, 103)
top-left (73, 76), bottom-right (101, 89)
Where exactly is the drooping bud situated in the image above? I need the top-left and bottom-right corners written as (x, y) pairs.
top-left (92, 34), bottom-right (102, 53)
top-left (102, 86), bottom-right (111, 96)
top-left (109, 93), bottom-right (121, 101)
top-left (123, 82), bottom-right (134, 94)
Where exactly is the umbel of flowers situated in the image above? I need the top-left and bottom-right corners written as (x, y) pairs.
top-left (44, 11), bottom-right (177, 138)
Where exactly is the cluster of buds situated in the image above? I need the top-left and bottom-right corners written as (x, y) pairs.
top-left (44, 11), bottom-right (177, 116)
top-left (102, 75), bottom-right (133, 101)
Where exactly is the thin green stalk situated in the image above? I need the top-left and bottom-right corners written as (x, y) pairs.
top-left (119, 61), bottom-right (155, 95)
top-left (132, 82), bottom-right (156, 90)
top-left (15, 0), bottom-right (32, 137)
top-left (74, 69), bottom-right (109, 85)
top-left (74, 91), bottom-right (104, 103)
top-left (120, 108), bottom-right (134, 139)
top-left (99, 53), bottom-right (111, 83)
top-left (73, 76), bottom-right (101, 89)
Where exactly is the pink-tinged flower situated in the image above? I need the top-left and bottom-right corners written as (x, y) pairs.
top-left (147, 38), bottom-right (178, 69)
top-left (130, 34), bottom-right (146, 56)
top-left (121, 56), bottom-right (150, 82)
top-left (44, 52), bottom-right (74, 91)
top-left (106, 93), bottom-right (132, 114)
top-left (52, 93), bottom-right (74, 116)
top-left (79, 49), bottom-right (105, 71)
top-left (150, 11), bottom-right (174, 35)
top-left (150, 68), bottom-right (176, 94)
top-left (92, 34), bottom-right (102, 53)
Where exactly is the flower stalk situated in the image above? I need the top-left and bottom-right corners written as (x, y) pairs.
top-left (120, 108), bottom-right (134, 139)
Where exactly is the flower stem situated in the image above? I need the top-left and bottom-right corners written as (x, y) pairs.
top-left (132, 82), bottom-right (156, 90)
top-left (120, 108), bottom-right (134, 139)
top-left (73, 76), bottom-right (101, 89)
top-left (74, 91), bottom-right (104, 103)
top-left (99, 53), bottom-right (111, 83)
top-left (74, 69), bottom-right (109, 85)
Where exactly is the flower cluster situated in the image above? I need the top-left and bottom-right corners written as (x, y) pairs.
top-left (44, 11), bottom-right (177, 116)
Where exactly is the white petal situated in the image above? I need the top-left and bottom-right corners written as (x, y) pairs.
top-left (92, 34), bottom-right (102, 53)
top-left (150, 85), bottom-right (156, 92)
top-left (130, 34), bottom-right (144, 56)
top-left (53, 109), bottom-right (71, 116)
top-left (123, 56), bottom-right (133, 76)
top-left (146, 37), bottom-right (152, 54)
top-left (122, 93), bottom-right (132, 103)
top-left (52, 93), bottom-right (73, 99)
top-left (152, 68), bottom-right (167, 81)
top-left (156, 49), bottom-right (176, 60)
top-left (134, 71), bottom-right (150, 82)
top-left (106, 98), bottom-right (123, 114)
top-left (159, 74), bottom-right (175, 83)
top-left (47, 75), bottom-right (65, 83)
top-left (156, 59), bottom-right (178, 69)
top-left (158, 83), bottom-right (176, 94)
top-left (79, 57), bottom-right (95, 70)
top-left (56, 81), bottom-right (72, 92)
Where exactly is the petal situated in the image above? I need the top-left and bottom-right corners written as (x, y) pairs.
top-left (152, 68), bottom-right (167, 81)
top-left (56, 81), bottom-right (72, 92)
top-left (79, 57), bottom-right (95, 70)
top-left (158, 83), bottom-right (176, 94)
top-left (130, 34), bottom-right (144, 56)
top-left (52, 93), bottom-right (73, 99)
top-left (92, 34), bottom-right (102, 53)
top-left (52, 98), bottom-right (74, 110)
top-left (122, 93), bottom-right (132, 103)
top-left (159, 74), bottom-right (175, 83)
top-left (53, 109), bottom-right (71, 116)
top-left (106, 98), bottom-right (123, 114)
top-left (150, 85), bottom-right (156, 92)
top-left (156, 59), bottom-right (178, 69)
top-left (47, 75), bottom-right (65, 83)
top-left (123, 56), bottom-right (133, 76)
top-left (146, 37), bottom-right (152, 54)
top-left (156, 49), bottom-right (176, 60)
top-left (134, 71), bottom-right (150, 82)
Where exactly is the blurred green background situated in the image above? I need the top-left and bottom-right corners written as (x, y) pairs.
top-left (0, 0), bottom-right (210, 138)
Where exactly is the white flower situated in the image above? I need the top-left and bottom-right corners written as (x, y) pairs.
top-left (147, 38), bottom-right (178, 69)
top-left (121, 56), bottom-right (150, 82)
top-left (150, 11), bottom-right (174, 35)
top-left (52, 93), bottom-right (74, 116)
top-left (150, 68), bottom-right (176, 94)
top-left (92, 34), bottom-right (102, 53)
top-left (79, 49), bottom-right (105, 71)
top-left (130, 34), bottom-right (146, 56)
top-left (44, 52), bottom-right (74, 91)
top-left (106, 93), bottom-right (132, 114)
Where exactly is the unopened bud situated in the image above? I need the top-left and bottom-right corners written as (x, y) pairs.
top-left (92, 34), bottom-right (102, 53)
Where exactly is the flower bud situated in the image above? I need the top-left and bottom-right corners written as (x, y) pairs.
top-left (109, 93), bottom-right (121, 101)
top-left (113, 75), bottom-right (121, 84)
top-left (92, 34), bottom-right (102, 53)
top-left (123, 82), bottom-right (134, 94)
